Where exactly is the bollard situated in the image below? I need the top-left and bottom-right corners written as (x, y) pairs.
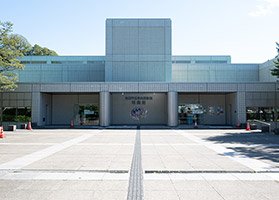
top-left (26, 122), bottom-right (32, 130)
top-left (0, 126), bottom-right (5, 138)
top-left (194, 121), bottom-right (198, 129)
top-left (70, 120), bottom-right (74, 128)
top-left (246, 122), bottom-right (251, 131)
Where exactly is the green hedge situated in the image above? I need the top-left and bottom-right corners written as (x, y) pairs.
top-left (3, 115), bottom-right (31, 122)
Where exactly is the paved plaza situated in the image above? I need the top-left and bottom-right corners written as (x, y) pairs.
top-left (0, 128), bottom-right (278, 199)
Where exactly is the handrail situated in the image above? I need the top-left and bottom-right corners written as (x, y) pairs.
top-left (251, 119), bottom-right (271, 126)
top-left (249, 119), bottom-right (271, 132)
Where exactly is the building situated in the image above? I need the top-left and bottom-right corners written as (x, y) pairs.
top-left (0, 19), bottom-right (278, 127)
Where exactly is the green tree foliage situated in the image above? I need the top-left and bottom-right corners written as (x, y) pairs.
top-left (9, 34), bottom-right (32, 55)
top-left (0, 21), bottom-right (58, 91)
top-left (0, 21), bottom-right (24, 91)
top-left (271, 43), bottom-right (279, 79)
top-left (26, 44), bottom-right (58, 56)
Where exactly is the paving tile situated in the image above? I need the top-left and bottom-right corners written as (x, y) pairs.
top-left (177, 190), bottom-right (224, 200)
top-left (98, 180), bottom-right (128, 191)
top-left (144, 190), bottom-right (179, 200)
top-left (144, 173), bottom-right (170, 180)
top-left (144, 180), bottom-right (176, 191)
top-left (208, 180), bottom-right (260, 195)
top-left (93, 190), bottom-right (127, 200)
top-left (220, 193), bottom-right (270, 200)
top-left (172, 180), bottom-right (214, 191)
top-left (1, 129), bottom-right (279, 200)
top-left (57, 180), bottom-right (101, 190)
top-left (48, 190), bottom-right (94, 200)
top-left (2, 190), bottom-right (53, 200)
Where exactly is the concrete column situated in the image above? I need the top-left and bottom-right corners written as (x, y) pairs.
top-left (100, 91), bottom-right (110, 126)
top-left (236, 91), bottom-right (246, 124)
top-left (168, 91), bottom-right (178, 127)
top-left (31, 92), bottom-right (42, 126)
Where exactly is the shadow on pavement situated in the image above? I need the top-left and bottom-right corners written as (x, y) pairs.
top-left (205, 132), bottom-right (279, 166)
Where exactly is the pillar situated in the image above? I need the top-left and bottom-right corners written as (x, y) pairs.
top-left (236, 91), bottom-right (246, 124)
top-left (168, 91), bottom-right (178, 127)
top-left (31, 92), bottom-right (42, 126)
top-left (100, 91), bottom-right (110, 126)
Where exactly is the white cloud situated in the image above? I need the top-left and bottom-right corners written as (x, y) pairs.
top-left (249, 0), bottom-right (279, 17)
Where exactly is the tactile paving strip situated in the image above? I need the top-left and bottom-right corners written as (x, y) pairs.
top-left (127, 129), bottom-right (144, 200)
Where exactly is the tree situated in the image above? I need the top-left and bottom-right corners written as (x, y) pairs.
top-left (1, 21), bottom-right (58, 91)
top-left (0, 21), bottom-right (24, 91)
top-left (26, 44), bottom-right (58, 56)
top-left (9, 34), bottom-right (32, 55)
top-left (1, 21), bottom-right (58, 125)
top-left (271, 43), bottom-right (279, 79)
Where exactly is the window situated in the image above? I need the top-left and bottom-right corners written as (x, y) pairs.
top-left (172, 60), bottom-right (191, 64)
top-left (246, 107), bottom-right (279, 122)
top-left (2, 107), bottom-right (31, 122)
top-left (195, 60), bottom-right (227, 64)
top-left (20, 61), bottom-right (31, 64)
top-left (51, 61), bottom-right (62, 64)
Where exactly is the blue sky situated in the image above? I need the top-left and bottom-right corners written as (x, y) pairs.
top-left (1, 0), bottom-right (279, 63)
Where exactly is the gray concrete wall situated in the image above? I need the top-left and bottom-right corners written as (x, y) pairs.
top-left (2, 82), bottom-right (278, 127)
top-left (0, 92), bottom-right (31, 108)
top-left (246, 92), bottom-right (278, 107)
top-left (105, 19), bottom-right (172, 82)
top-left (111, 93), bottom-right (167, 125)
top-left (18, 56), bottom-right (105, 83)
top-left (172, 63), bottom-right (259, 82)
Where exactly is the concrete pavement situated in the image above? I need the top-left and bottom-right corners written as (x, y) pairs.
top-left (0, 129), bottom-right (278, 199)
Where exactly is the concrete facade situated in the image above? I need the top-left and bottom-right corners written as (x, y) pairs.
top-left (105, 19), bottom-right (172, 82)
top-left (3, 81), bottom-right (277, 127)
top-left (0, 18), bottom-right (278, 127)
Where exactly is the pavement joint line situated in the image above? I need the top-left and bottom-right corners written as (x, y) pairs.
top-left (0, 170), bottom-right (278, 181)
top-left (0, 143), bottom-right (58, 145)
top-left (141, 143), bottom-right (202, 146)
top-left (2, 169), bottom-right (278, 174)
top-left (0, 133), bottom-right (97, 170)
top-left (0, 172), bottom-right (129, 181)
top-left (0, 169), bottom-right (129, 173)
top-left (144, 170), bottom-right (256, 173)
top-left (143, 173), bottom-right (279, 181)
top-left (144, 170), bottom-right (279, 174)
top-left (175, 130), bottom-right (278, 172)
top-left (127, 128), bottom-right (144, 200)
top-left (0, 143), bottom-right (135, 146)
top-left (76, 143), bottom-right (134, 145)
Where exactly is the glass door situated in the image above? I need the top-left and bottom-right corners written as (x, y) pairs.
top-left (78, 104), bottom-right (99, 125)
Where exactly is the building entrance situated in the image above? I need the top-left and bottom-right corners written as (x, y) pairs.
top-left (178, 93), bottom-right (236, 125)
top-left (178, 104), bottom-right (204, 125)
top-left (77, 104), bottom-right (99, 125)
top-left (49, 93), bottom-right (99, 126)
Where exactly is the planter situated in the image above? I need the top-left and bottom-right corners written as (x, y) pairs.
top-left (273, 128), bottom-right (279, 135)
top-left (8, 125), bottom-right (16, 131)
top-left (20, 123), bottom-right (27, 129)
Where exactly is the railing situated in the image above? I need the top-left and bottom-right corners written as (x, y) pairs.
top-left (249, 119), bottom-right (271, 133)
